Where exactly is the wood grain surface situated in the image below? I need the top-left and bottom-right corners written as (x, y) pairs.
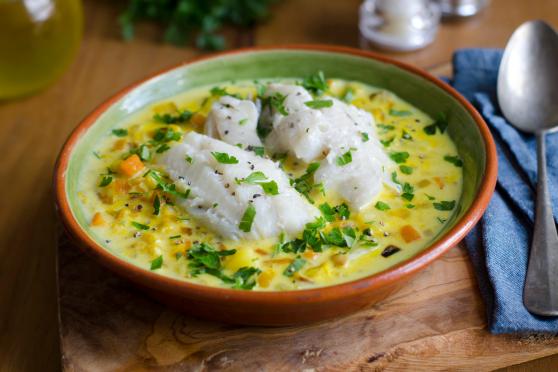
top-left (1, 0), bottom-right (558, 370)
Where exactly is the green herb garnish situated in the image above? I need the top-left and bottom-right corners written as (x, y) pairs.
top-left (361, 132), bottom-right (370, 142)
top-left (112, 128), bottom-right (128, 137)
top-left (154, 110), bottom-right (192, 124)
top-left (301, 70), bottom-right (327, 96)
top-left (153, 194), bottom-right (161, 215)
top-left (389, 151), bottom-right (410, 164)
top-left (239, 204), bottom-right (256, 232)
top-left (389, 109), bottom-right (412, 117)
top-left (283, 257), bottom-right (306, 277)
top-left (150, 255), bottom-right (163, 270)
top-left (99, 176), bottom-right (113, 187)
top-left (375, 201), bottom-right (391, 211)
top-left (211, 151), bottom-right (239, 164)
top-left (304, 99), bottom-right (333, 109)
top-left (380, 137), bottom-right (395, 147)
top-left (433, 200), bottom-right (456, 211)
top-left (399, 165), bottom-right (413, 175)
top-left (336, 150), bottom-right (353, 166)
top-left (132, 221), bottom-right (150, 230)
top-left (444, 155), bottom-right (463, 167)
top-left (423, 113), bottom-right (449, 135)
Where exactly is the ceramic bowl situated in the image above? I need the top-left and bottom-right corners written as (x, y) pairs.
top-left (54, 45), bottom-right (497, 325)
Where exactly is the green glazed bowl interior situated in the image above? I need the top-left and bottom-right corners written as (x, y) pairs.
top-left (66, 48), bottom-right (485, 262)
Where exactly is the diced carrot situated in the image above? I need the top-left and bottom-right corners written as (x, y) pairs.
top-left (119, 154), bottom-right (144, 177)
top-left (184, 240), bottom-right (192, 250)
top-left (433, 177), bottom-right (445, 189)
top-left (113, 179), bottom-right (130, 194)
top-left (400, 225), bottom-right (421, 243)
top-left (91, 212), bottom-right (104, 226)
top-left (255, 248), bottom-right (268, 256)
top-left (191, 113), bottom-right (206, 126)
top-left (257, 269), bottom-right (275, 288)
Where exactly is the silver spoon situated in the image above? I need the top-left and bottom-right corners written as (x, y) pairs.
top-left (497, 20), bottom-right (558, 316)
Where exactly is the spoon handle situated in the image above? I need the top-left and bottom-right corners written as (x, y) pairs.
top-left (524, 131), bottom-right (558, 316)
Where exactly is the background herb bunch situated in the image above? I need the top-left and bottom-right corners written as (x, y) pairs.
top-left (119, 0), bottom-right (277, 50)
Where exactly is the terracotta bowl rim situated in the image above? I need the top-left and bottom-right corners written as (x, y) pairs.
top-left (54, 44), bottom-right (497, 304)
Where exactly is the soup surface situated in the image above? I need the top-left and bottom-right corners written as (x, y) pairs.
top-left (76, 73), bottom-right (463, 291)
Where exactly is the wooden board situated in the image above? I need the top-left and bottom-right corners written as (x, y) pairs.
top-left (58, 231), bottom-right (558, 371)
top-left (3, 0), bottom-right (558, 370)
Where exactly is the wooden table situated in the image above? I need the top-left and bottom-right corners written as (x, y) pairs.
top-left (1, 0), bottom-right (557, 370)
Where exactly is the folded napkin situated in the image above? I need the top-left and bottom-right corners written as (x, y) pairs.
top-left (451, 49), bottom-right (558, 334)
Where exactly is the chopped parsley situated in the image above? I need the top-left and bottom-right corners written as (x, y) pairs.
top-left (401, 130), bottom-right (413, 140)
top-left (319, 202), bottom-right (350, 222)
top-left (265, 92), bottom-right (288, 115)
top-left (377, 124), bottom-right (395, 131)
top-left (389, 109), bottom-right (411, 117)
top-left (444, 155), bottom-right (463, 167)
top-left (389, 151), bottom-right (410, 164)
top-left (211, 151), bottom-right (239, 164)
top-left (98, 175), bottom-right (113, 187)
top-left (336, 150), bottom-right (353, 166)
top-left (238, 118), bottom-right (248, 126)
top-left (375, 201), bottom-right (391, 211)
top-left (423, 113), bottom-right (449, 135)
top-left (239, 204), bottom-right (256, 232)
top-left (152, 127), bottom-right (181, 143)
top-left (425, 193), bottom-right (436, 201)
top-left (361, 132), bottom-right (370, 142)
top-left (154, 110), bottom-right (192, 124)
top-left (291, 162), bottom-right (321, 203)
top-left (150, 255), bottom-right (163, 270)
top-left (186, 243), bottom-right (240, 284)
top-left (137, 145), bottom-right (151, 161)
top-left (301, 70), bottom-right (327, 96)
top-left (232, 267), bottom-right (261, 290)
top-left (236, 171), bottom-right (279, 195)
top-left (156, 143), bottom-right (171, 153)
top-left (401, 183), bottom-right (415, 201)
top-left (380, 137), bottom-right (395, 147)
top-left (131, 221), bottom-right (150, 230)
top-left (209, 86), bottom-right (240, 98)
top-left (246, 145), bottom-right (265, 157)
top-left (185, 155), bottom-right (193, 164)
top-left (304, 99), bottom-right (333, 109)
top-left (169, 235), bottom-right (181, 239)
top-left (433, 200), bottom-right (456, 211)
top-left (283, 257), bottom-right (306, 277)
top-left (146, 170), bottom-right (190, 199)
top-left (399, 165), bottom-right (413, 175)
top-left (153, 194), bottom-right (161, 215)
top-left (112, 128), bottom-right (128, 137)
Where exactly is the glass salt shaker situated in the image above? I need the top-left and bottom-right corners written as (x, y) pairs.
top-left (359, 0), bottom-right (441, 52)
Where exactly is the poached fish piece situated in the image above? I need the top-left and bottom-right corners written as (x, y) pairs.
top-left (158, 131), bottom-right (319, 240)
top-left (205, 96), bottom-right (262, 148)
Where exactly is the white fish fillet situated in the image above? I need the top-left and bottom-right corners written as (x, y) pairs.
top-left (158, 132), bottom-right (319, 240)
top-left (205, 96), bottom-right (262, 148)
top-left (263, 83), bottom-right (395, 210)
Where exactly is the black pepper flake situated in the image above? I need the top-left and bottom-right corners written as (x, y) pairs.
top-left (187, 181), bottom-right (192, 186)
top-left (224, 130), bottom-right (229, 135)
top-left (289, 123), bottom-right (295, 128)
top-left (136, 205), bottom-right (143, 211)
top-left (306, 128), bottom-right (309, 133)
top-left (226, 116), bottom-right (231, 120)
top-left (197, 205), bottom-right (203, 209)
top-left (224, 104), bottom-right (232, 108)
top-left (214, 170), bottom-right (223, 175)
top-left (105, 240), bottom-right (111, 244)
top-left (381, 245), bottom-right (401, 257)
top-left (250, 165), bottom-right (255, 170)
top-left (231, 192), bottom-right (236, 196)
top-left (124, 203), bottom-right (129, 207)
top-left (178, 176), bottom-right (185, 181)
top-left (225, 183), bottom-right (230, 188)
top-left (253, 194), bottom-right (261, 198)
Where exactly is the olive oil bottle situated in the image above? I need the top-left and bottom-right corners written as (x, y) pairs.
top-left (0, 0), bottom-right (83, 99)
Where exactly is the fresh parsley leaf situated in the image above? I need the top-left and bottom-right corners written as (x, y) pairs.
top-left (291, 162), bottom-right (321, 203)
top-left (399, 165), bottom-right (413, 175)
top-left (146, 170), bottom-right (190, 199)
top-left (132, 221), bottom-right (150, 230)
top-left (137, 144), bottom-right (151, 161)
top-left (389, 151), bottom-right (410, 164)
top-left (389, 109), bottom-right (412, 117)
top-left (156, 143), bottom-right (171, 153)
top-left (283, 257), bottom-right (306, 277)
top-left (246, 145), bottom-right (265, 157)
top-left (154, 110), bottom-right (192, 124)
top-left (232, 267), bottom-right (261, 290)
top-left (380, 137), bottom-right (395, 147)
top-left (401, 182), bottom-right (415, 201)
top-left (185, 155), bottom-right (193, 164)
top-left (236, 171), bottom-right (279, 195)
top-left (153, 194), bottom-right (161, 215)
top-left (211, 151), bottom-right (239, 164)
top-left (425, 193), bottom-right (436, 201)
top-left (99, 176), bottom-right (113, 187)
top-left (260, 181), bottom-right (279, 195)
top-left (304, 99), bottom-right (333, 109)
top-left (377, 124), bottom-right (395, 131)
top-left (375, 201), bottom-right (391, 211)
top-left (239, 204), bottom-right (256, 232)
top-left (444, 155), bottom-right (463, 167)
top-left (150, 255), bottom-right (163, 270)
top-left (361, 132), bottom-right (370, 142)
top-left (265, 92), bottom-right (288, 115)
top-left (238, 118), bottom-right (248, 126)
top-left (423, 112), bottom-right (449, 135)
top-left (319, 203), bottom-right (336, 222)
top-left (301, 71), bottom-right (327, 96)
top-left (433, 200), bottom-right (456, 211)
top-left (112, 128), bottom-right (128, 137)
top-left (152, 127), bottom-right (181, 143)
top-left (401, 130), bottom-right (413, 140)
top-left (336, 150), bottom-right (353, 166)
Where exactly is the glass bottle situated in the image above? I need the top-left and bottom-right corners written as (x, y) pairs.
top-left (0, 0), bottom-right (83, 99)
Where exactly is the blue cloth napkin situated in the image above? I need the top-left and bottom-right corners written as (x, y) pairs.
top-left (451, 49), bottom-right (558, 334)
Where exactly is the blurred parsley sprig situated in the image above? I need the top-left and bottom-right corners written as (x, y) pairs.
top-left (119, 0), bottom-right (277, 51)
